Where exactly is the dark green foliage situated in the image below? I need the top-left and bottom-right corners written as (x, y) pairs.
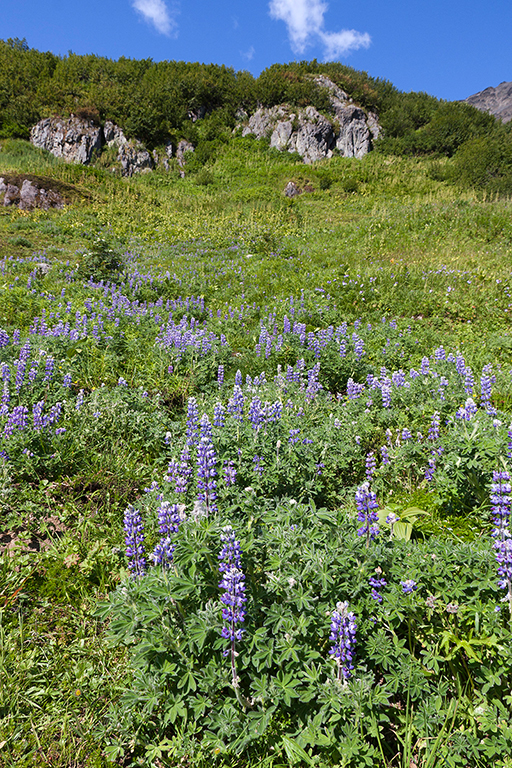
top-left (77, 236), bottom-right (125, 281)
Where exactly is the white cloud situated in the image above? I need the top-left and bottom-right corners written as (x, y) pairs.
top-left (320, 29), bottom-right (371, 59)
top-left (132, 0), bottom-right (177, 36)
top-left (268, 0), bottom-right (370, 59)
top-left (241, 45), bottom-right (256, 61)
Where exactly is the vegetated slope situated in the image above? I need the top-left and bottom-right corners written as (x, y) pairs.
top-left (465, 81), bottom-right (512, 123)
top-left (2, 129), bottom-right (512, 766)
top-left (1, 38), bottom-right (510, 167)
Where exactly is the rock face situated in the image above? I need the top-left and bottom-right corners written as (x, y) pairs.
top-left (0, 176), bottom-right (65, 210)
top-left (103, 120), bottom-right (154, 176)
top-left (176, 140), bottom-right (195, 177)
top-left (465, 82), bottom-right (512, 123)
top-left (30, 116), bottom-right (103, 164)
top-left (242, 76), bottom-right (380, 163)
top-left (30, 116), bottom-right (155, 176)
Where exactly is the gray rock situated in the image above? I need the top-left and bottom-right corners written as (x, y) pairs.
top-left (465, 81), bottom-right (512, 123)
top-left (117, 142), bottom-right (154, 177)
top-left (0, 177), bottom-right (64, 210)
top-left (103, 120), bottom-right (128, 147)
top-left (284, 181), bottom-right (301, 197)
top-left (270, 119), bottom-right (294, 151)
top-left (241, 75), bottom-right (382, 163)
top-left (2, 182), bottom-right (20, 206)
top-left (35, 262), bottom-right (51, 277)
top-left (30, 116), bottom-right (103, 164)
top-left (176, 140), bottom-right (195, 178)
top-left (242, 106), bottom-right (288, 140)
top-left (288, 106), bottom-right (335, 164)
top-left (335, 104), bottom-right (370, 159)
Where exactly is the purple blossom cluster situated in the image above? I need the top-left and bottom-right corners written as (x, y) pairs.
top-left (355, 482), bottom-right (380, 545)
top-left (329, 601), bottom-right (357, 680)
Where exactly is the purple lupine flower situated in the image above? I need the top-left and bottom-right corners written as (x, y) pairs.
top-left (213, 402), bottom-right (225, 428)
top-left (347, 378), bottom-right (364, 400)
top-left (480, 364), bottom-right (496, 414)
top-left (381, 446), bottom-right (390, 465)
top-left (197, 436), bottom-right (217, 513)
top-left (464, 368), bottom-right (474, 396)
top-left (28, 361), bottom-right (39, 383)
top-left (253, 455), bottom-right (264, 476)
top-left (434, 346), bottom-right (446, 361)
top-left (234, 369), bottom-right (242, 387)
top-left (369, 574), bottom-right (387, 603)
top-left (420, 357), bottom-right (430, 376)
top-left (490, 470), bottom-right (512, 538)
top-left (157, 501), bottom-right (183, 535)
top-left (289, 428), bottom-right (300, 444)
top-left (218, 525), bottom-right (246, 684)
top-left (428, 412), bottom-right (440, 441)
top-left (151, 501), bottom-right (183, 568)
top-left (425, 453), bottom-right (436, 482)
top-left (44, 357), bottom-right (55, 382)
top-left (355, 481), bottom-right (379, 546)
top-left (4, 405), bottom-right (29, 438)
top-left (365, 452), bottom-right (376, 480)
top-left (381, 379), bottom-right (392, 408)
top-left (62, 373), bottom-right (72, 387)
top-left (455, 397), bottom-right (478, 421)
top-left (33, 401), bottom-right (45, 431)
top-left (329, 601), bottom-right (357, 681)
top-left (76, 389), bottom-right (84, 410)
top-left (199, 413), bottom-right (213, 441)
top-left (124, 506), bottom-right (146, 578)
top-left (223, 460), bottom-right (237, 486)
top-left (401, 579), bottom-right (417, 594)
top-left (0, 330), bottom-right (9, 347)
top-left (401, 428), bottom-right (412, 442)
top-left (248, 397), bottom-right (264, 431)
top-left (151, 537), bottom-right (176, 568)
top-left (217, 364), bottom-right (225, 388)
top-left (14, 360), bottom-right (26, 392)
top-left (352, 333), bottom-right (365, 360)
top-left (227, 385), bottom-right (244, 422)
top-left (118, 376), bottom-right (127, 386)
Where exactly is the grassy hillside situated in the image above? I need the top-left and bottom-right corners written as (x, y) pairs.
top-left (1, 125), bottom-right (512, 768)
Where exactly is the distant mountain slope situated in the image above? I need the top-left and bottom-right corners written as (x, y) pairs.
top-left (465, 81), bottom-right (512, 123)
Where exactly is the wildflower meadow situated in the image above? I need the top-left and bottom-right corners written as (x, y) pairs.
top-left (1, 135), bottom-right (512, 768)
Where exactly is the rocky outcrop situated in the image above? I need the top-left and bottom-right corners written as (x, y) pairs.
top-left (465, 82), bottom-right (512, 123)
top-left (241, 76), bottom-right (380, 163)
top-left (30, 116), bottom-right (155, 176)
top-left (0, 176), bottom-right (65, 210)
top-left (117, 142), bottom-right (154, 177)
top-left (284, 181), bottom-right (301, 198)
top-left (30, 116), bottom-right (103, 164)
top-left (103, 120), bottom-right (154, 176)
top-left (176, 140), bottom-right (195, 178)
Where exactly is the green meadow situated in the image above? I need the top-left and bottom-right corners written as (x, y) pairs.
top-left (1, 128), bottom-right (512, 768)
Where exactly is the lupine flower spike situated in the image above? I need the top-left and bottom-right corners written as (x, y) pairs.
top-left (355, 481), bottom-right (380, 547)
top-left (490, 470), bottom-right (512, 617)
top-left (124, 506), bottom-right (146, 578)
top-left (218, 525), bottom-right (246, 687)
top-left (329, 601), bottom-right (357, 681)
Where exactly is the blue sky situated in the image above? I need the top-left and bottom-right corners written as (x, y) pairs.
top-left (3, 0), bottom-right (511, 100)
